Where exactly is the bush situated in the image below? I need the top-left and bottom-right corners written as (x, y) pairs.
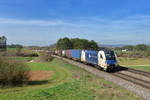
top-left (116, 51), bottom-right (123, 57)
top-left (0, 56), bottom-right (30, 86)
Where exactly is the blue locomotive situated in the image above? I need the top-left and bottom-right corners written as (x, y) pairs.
top-left (55, 49), bottom-right (118, 71)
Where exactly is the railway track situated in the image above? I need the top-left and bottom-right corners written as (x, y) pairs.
top-left (84, 61), bottom-right (150, 90)
top-left (53, 55), bottom-right (150, 90)
top-left (112, 72), bottom-right (150, 90)
top-left (126, 68), bottom-right (150, 77)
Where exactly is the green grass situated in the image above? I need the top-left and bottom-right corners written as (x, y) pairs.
top-left (28, 63), bottom-right (55, 71)
top-left (7, 48), bottom-right (19, 50)
top-left (118, 57), bottom-right (150, 71)
top-left (7, 57), bottom-right (34, 62)
top-left (118, 57), bottom-right (150, 65)
top-left (6, 48), bottom-right (36, 55)
top-left (0, 58), bottom-right (140, 100)
top-left (126, 65), bottom-right (150, 72)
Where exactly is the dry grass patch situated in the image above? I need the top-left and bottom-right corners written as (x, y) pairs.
top-left (29, 71), bottom-right (53, 81)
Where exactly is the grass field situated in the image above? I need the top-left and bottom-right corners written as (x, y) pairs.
top-left (0, 58), bottom-right (140, 100)
top-left (118, 57), bottom-right (150, 71)
top-left (7, 56), bottom-right (34, 62)
top-left (3, 48), bottom-right (37, 62)
top-left (118, 57), bottom-right (150, 65)
top-left (127, 65), bottom-right (150, 71)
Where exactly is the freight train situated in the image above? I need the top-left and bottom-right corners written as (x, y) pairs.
top-left (55, 49), bottom-right (118, 71)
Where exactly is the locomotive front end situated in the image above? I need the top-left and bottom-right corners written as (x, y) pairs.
top-left (104, 50), bottom-right (118, 71)
top-left (105, 59), bottom-right (118, 70)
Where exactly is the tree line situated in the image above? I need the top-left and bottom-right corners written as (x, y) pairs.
top-left (115, 44), bottom-right (150, 51)
top-left (56, 37), bottom-right (99, 50)
top-left (115, 44), bottom-right (150, 57)
top-left (7, 44), bottom-right (23, 48)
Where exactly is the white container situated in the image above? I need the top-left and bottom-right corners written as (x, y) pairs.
top-left (81, 50), bottom-right (86, 62)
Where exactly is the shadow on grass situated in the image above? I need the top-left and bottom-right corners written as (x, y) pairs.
top-left (0, 80), bottom-right (49, 88)
top-left (27, 80), bottom-right (49, 85)
top-left (0, 80), bottom-right (50, 94)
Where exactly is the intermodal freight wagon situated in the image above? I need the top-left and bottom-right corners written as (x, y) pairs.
top-left (62, 50), bottom-right (66, 56)
top-left (84, 50), bottom-right (98, 65)
top-left (65, 50), bottom-right (71, 58)
top-left (71, 50), bottom-right (81, 60)
top-left (57, 50), bottom-right (62, 56)
top-left (55, 49), bottom-right (118, 71)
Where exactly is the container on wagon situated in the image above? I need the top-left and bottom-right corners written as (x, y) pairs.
top-left (85, 50), bottom-right (98, 65)
top-left (57, 50), bottom-right (62, 56)
top-left (71, 49), bottom-right (81, 60)
top-left (62, 50), bottom-right (66, 56)
top-left (65, 50), bottom-right (72, 58)
top-left (81, 50), bottom-right (86, 62)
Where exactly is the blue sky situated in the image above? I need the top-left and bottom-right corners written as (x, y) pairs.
top-left (0, 0), bottom-right (150, 46)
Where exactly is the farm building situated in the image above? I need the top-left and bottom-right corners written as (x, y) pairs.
top-left (0, 36), bottom-right (7, 51)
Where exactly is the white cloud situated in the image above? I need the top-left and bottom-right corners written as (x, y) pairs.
top-left (0, 18), bottom-right (74, 26)
top-left (1, 14), bottom-right (150, 27)
top-left (1, 15), bottom-right (150, 45)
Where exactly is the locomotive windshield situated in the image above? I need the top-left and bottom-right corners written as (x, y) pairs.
top-left (104, 51), bottom-right (116, 60)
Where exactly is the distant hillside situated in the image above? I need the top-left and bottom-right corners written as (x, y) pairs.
top-left (49, 43), bottom-right (56, 50)
top-left (99, 44), bottom-right (127, 48)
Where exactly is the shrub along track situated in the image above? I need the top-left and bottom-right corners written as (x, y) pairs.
top-left (112, 72), bottom-right (150, 89)
top-left (53, 55), bottom-right (150, 100)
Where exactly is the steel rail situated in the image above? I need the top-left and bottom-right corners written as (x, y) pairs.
top-left (112, 72), bottom-right (150, 89)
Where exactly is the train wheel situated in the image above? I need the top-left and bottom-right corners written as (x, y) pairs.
top-left (106, 68), bottom-right (112, 72)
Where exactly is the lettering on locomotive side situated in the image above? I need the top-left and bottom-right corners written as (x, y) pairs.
top-left (89, 54), bottom-right (97, 58)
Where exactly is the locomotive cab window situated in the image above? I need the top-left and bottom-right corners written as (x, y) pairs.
top-left (100, 54), bottom-right (103, 59)
top-left (105, 51), bottom-right (116, 60)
